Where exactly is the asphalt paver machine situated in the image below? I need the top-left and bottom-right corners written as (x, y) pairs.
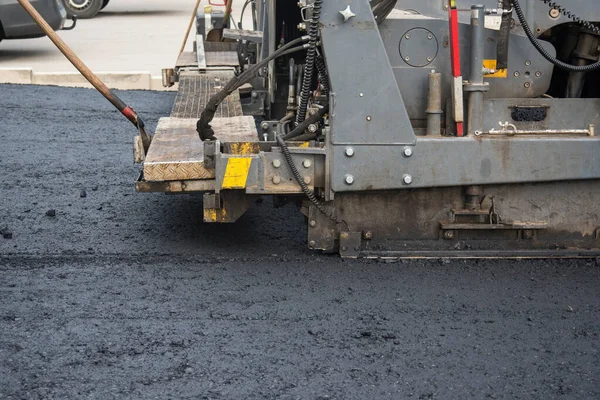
top-left (136, 0), bottom-right (600, 258)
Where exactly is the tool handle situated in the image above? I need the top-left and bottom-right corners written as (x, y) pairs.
top-left (178, 0), bottom-right (203, 59)
top-left (16, 0), bottom-right (138, 126)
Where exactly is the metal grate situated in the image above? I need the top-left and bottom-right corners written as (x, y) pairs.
top-left (170, 72), bottom-right (244, 119)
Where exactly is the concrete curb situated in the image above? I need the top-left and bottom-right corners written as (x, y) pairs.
top-left (0, 68), bottom-right (177, 91)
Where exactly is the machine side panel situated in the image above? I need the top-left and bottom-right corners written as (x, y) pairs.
top-left (320, 0), bottom-right (416, 145)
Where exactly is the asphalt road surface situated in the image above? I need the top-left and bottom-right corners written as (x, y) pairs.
top-left (1, 84), bottom-right (599, 399)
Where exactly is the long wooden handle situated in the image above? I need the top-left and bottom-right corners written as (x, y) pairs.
top-left (223, 0), bottom-right (233, 28)
top-left (16, 0), bottom-right (136, 122)
top-left (178, 0), bottom-right (203, 59)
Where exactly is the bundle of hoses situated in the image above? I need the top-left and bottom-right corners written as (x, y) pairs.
top-left (197, 35), bottom-right (310, 141)
top-left (512, 0), bottom-right (600, 72)
top-left (275, 105), bottom-right (344, 225)
top-left (295, 0), bottom-right (322, 125)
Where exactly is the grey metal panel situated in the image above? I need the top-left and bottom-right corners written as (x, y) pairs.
top-left (482, 98), bottom-right (600, 132)
top-left (394, 0), bottom-right (600, 33)
top-left (320, 0), bottom-right (416, 145)
top-left (331, 136), bottom-right (600, 191)
top-left (380, 16), bottom-right (555, 122)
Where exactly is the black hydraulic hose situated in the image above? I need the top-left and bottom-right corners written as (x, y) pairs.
top-left (512, 0), bottom-right (600, 72)
top-left (197, 36), bottom-right (309, 141)
top-left (315, 55), bottom-right (330, 96)
top-left (276, 133), bottom-right (344, 225)
top-left (282, 105), bottom-right (328, 140)
top-left (537, 0), bottom-right (600, 35)
top-left (238, 0), bottom-right (251, 29)
top-left (295, 0), bottom-right (322, 125)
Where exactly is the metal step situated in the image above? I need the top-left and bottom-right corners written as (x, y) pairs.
top-left (170, 72), bottom-right (243, 119)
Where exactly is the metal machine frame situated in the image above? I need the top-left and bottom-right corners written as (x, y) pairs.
top-left (142, 0), bottom-right (600, 257)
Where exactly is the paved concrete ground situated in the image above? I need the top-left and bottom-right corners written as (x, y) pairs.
top-left (1, 84), bottom-right (599, 399)
top-left (0, 0), bottom-right (252, 85)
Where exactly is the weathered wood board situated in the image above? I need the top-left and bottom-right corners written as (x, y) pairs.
top-left (143, 116), bottom-right (258, 182)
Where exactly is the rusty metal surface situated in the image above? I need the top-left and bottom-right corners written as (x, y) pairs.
top-left (306, 181), bottom-right (600, 256)
top-left (170, 72), bottom-right (243, 119)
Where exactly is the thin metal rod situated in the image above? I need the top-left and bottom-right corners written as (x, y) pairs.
top-left (178, 0), bottom-right (203, 59)
top-left (467, 5), bottom-right (486, 136)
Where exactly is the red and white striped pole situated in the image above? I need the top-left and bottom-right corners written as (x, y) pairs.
top-left (448, 0), bottom-right (464, 136)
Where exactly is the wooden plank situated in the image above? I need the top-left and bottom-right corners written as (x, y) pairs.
top-left (143, 116), bottom-right (258, 182)
top-left (175, 51), bottom-right (198, 68)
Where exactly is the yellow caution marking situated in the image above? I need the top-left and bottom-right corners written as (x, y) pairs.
top-left (483, 59), bottom-right (507, 78)
top-left (204, 209), bottom-right (217, 222)
top-left (229, 142), bottom-right (260, 155)
top-left (222, 157), bottom-right (251, 189)
top-left (299, 142), bottom-right (309, 148)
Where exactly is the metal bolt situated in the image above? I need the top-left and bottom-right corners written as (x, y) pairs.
top-left (309, 220), bottom-right (316, 227)
top-left (514, 71), bottom-right (520, 77)
top-left (341, 246), bottom-right (348, 251)
top-left (444, 230), bottom-right (455, 239)
top-left (252, 92), bottom-right (258, 98)
top-left (307, 124), bottom-right (318, 133)
top-left (364, 231), bottom-right (373, 240)
top-left (261, 122), bottom-right (269, 131)
top-left (549, 8), bottom-right (560, 18)
top-left (354, 246), bottom-right (360, 251)
top-left (303, 176), bottom-right (311, 184)
top-left (427, 57), bottom-right (433, 62)
top-left (523, 229), bottom-right (534, 239)
top-left (402, 174), bottom-right (413, 185)
top-left (272, 175), bottom-right (281, 184)
top-left (404, 56), bottom-right (410, 62)
top-left (525, 60), bottom-right (531, 66)
top-left (302, 159), bottom-right (312, 168)
top-left (345, 174), bottom-right (355, 185)
top-left (309, 240), bottom-right (316, 248)
top-left (405, 33), bottom-right (411, 39)
top-left (366, 116), bottom-right (372, 121)
top-left (345, 148), bottom-right (355, 157)
top-left (524, 82), bottom-right (531, 88)
top-left (359, 93), bottom-right (364, 97)
top-left (535, 71), bottom-right (541, 77)
top-left (309, 109), bottom-right (317, 116)
top-left (403, 147), bottom-right (413, 157)
top-left (272, 159), bottom-right (281, 168)
top-left (427, 34), bottom-right (433, 40)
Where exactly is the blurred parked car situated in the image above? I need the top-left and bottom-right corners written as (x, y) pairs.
top-left (0, 0), bottom-right (70, 42)
top-left (61, 0), bottom-right (108, 19)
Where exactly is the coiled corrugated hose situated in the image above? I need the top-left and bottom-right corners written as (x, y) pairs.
top-left (512, 0), bottom-right (600, 72)
top-left (295, 0), bottom-right (321, 125)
